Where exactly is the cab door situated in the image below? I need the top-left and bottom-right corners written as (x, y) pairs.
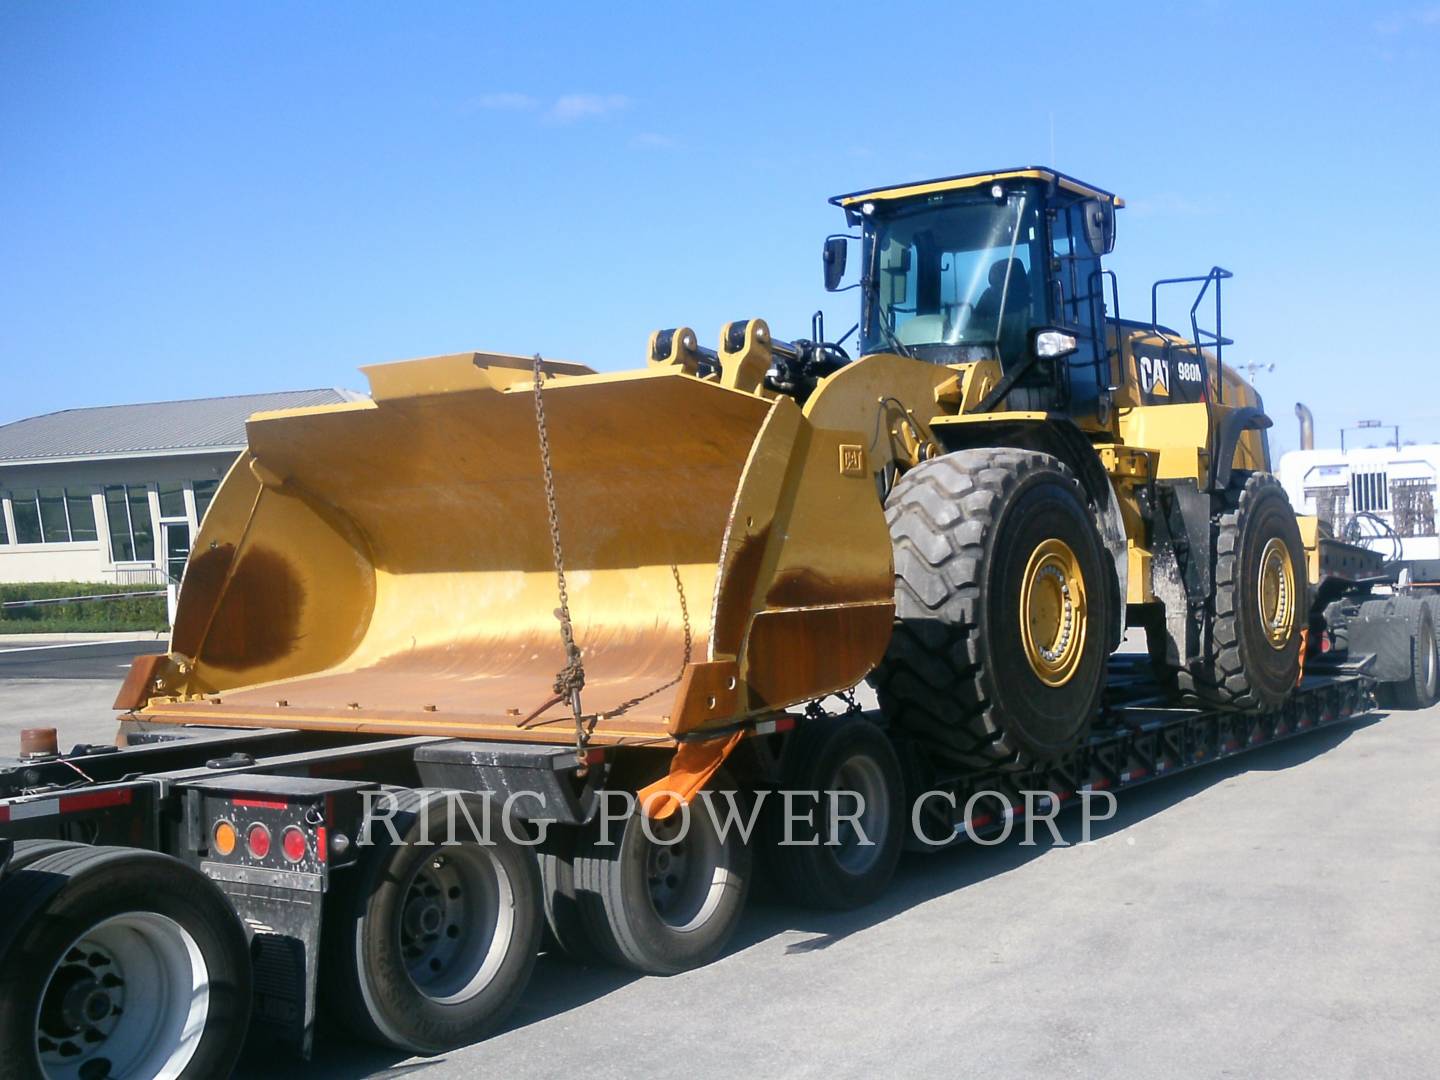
top-left (1047, 200), bottom-right (1108, 425)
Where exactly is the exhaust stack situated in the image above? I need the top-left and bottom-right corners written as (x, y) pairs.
top-left (1295, 402), bottom-right (1314, 451)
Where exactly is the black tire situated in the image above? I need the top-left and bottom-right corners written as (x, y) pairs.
top-left (870, 448), bottom-right (1112, 770)
top-left (1178, 472), bottom-right (1305, 711)
top-left (0, 846), bottom-right (252, 1080)
top-left (569, 775), bottom-right (751, 975)
top-left (1370, 598), bottom-right (1438, 709)
top-left (320, 790), bottom-right (542, 1055)
top-left (6, 839), bottom-right (88, 873)
top-left (761, 714), bottom-right (905, 910)
top-left (538, 828), bottom-right (603, 964)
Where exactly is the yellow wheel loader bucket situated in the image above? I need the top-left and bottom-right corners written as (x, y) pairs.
top-left (132, 350), bottom-right (896, 749)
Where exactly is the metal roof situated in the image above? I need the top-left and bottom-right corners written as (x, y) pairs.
top-left (0, 389), bottom-right (364, 465)
top-left (831, 166), bottom-right (1123, 208)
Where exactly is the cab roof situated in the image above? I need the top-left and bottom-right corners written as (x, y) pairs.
top-left (830, 166), bottom-right (1124, 209)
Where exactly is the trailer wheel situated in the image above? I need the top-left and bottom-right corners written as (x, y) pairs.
top-left (1179, 472), bottom-right (1305, 711)
top-left (870, 448), bottom-right (1111, 770)
top-left (570, 774), bottom-right (751, 975)
top-left (0, 846), bottom-right (251, 1080)
top-left (537, 828), bottom-right (602, 963)
top-left (5, 838), bottom-right (87, 873)
top-left (762, 714), bottom-right (905, 910)
top-left (1366, 598), bottom-right (1439, 709)
top-left (321, 791), bottom-right (541, 1055)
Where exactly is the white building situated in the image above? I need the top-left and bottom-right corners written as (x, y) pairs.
top-left (0, 389), bottom-right (360, 585)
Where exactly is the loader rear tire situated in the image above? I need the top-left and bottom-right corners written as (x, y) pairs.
top-left (870, 448), bottom-right (1111, 770)
top-left (1177, 472), bottom-right (1305, 711)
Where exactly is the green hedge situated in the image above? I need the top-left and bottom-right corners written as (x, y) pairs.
top-left (0, 581), bottom-right (168, 633)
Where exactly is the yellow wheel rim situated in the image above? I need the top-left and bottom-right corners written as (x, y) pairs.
top-left (1258, 536), bottom-right (1297, 649)
top-left (1019, 538), bottom-right (1088, 686)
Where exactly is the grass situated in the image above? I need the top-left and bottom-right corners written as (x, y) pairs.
top-left (0, 581), bottom-right (168, 634)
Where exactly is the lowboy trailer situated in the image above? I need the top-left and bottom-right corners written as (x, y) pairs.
top-left (0, 630), bottom-right (1407, 1079)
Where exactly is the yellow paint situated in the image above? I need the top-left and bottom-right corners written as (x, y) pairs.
top-left (835, 169), bottom-right (1122, 207)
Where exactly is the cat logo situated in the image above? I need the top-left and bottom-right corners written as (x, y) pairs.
top-left (1139, 355), bottom-right (1170, 397)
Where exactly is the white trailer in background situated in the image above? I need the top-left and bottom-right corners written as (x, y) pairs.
top-left (1278, 440), bottom-right (1440, 579)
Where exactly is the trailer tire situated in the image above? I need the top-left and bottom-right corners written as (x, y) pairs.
top-left (321, 790), bottom-right (541, 1055)
top-left (0, 846), bottom-right (251, 1080)
top-left (761, 714), bottom-right (905, 910)
top-left (1179, 472), bottom-right (1305, 711)
top-left (1366, 598), bottom-right (1439, 710)
top-left (570, 774), bottom-right (751, 975)
top-left (5, 838), bottom-right (87, 873)
top-left (870, 448), bottom-right (1111, 770)
top-left (538, 829), bottom-right (603, 964)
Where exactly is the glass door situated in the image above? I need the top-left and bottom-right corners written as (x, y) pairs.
top-left (161, 521), bottom-right (191, 586)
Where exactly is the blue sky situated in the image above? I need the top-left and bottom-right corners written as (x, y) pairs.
top-left (2, 1), bottom-right (1437, 454)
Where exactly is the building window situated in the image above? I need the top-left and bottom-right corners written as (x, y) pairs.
top-left (104, 485), bottom-right (156, 562)
top-left (193, 479), bottom-right (219, 523)
top-left (158, 483), bottom-right (187, 519)
top-left (6, 489), bottom-right (98, 544)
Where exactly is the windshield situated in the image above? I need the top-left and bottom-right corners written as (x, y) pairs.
top-left (860, 188), bottom-right (1046, 365)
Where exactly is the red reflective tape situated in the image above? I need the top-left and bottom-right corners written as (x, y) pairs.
top-left (316, 826), bottom-right (328, 864)
top-left (1128, 768), bottom-right (1148, 780)
top-left (969, 814), bottom-right (993, 830)
top-left (58, 788), bottom-right (134, 814)
top-left (232, 797), bottom-right (289, 810)
top-left (0, 806), bottom-right (9, 823)
top-left (775, 716), bottom-right (797, 733)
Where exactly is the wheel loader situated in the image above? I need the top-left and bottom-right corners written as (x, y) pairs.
top-left (123, 165), bottom-right (1309, 795)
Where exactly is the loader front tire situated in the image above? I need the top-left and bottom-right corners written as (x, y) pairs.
top-left (1178, 472), bottom-right (1305, 711)
top-left (871, 448), bottom-right (1111, 770)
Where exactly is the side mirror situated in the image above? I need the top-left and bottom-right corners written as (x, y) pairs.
top-left (1083, 199), bottom-right (1116, 255)
top-left (822, 236), bottom-right (849, 291)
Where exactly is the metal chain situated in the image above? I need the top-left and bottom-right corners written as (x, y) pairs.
top-left (531, 352), bottom-right (590, 770)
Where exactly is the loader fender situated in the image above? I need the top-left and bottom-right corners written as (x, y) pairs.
top-left (929, 413), bottom-right (1126, 650)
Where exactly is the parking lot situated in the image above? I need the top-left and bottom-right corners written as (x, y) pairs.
top-left (2, 641), bottom-right (1436, 1079)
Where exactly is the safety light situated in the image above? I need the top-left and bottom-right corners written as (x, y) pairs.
top-left (1033, 329), bottom-right (1079, 360)
top-left (246, 823), bottom-right (271, 859)
top-left (281, 826), bottom-right (308, 863)
top-left (213, 820), bottom-right (237, 856)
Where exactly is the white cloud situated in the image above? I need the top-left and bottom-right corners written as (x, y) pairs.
top-left (465, 91), bottom-right (539, 112)
top-left (630, 131), bottom-right (677, 148)
top-left (1124, 192), bottom-right (1217, 218)
top-left (546, 93), bottom-right (631, 123)
top-left (1375, 5), bottom-right (1440, 33)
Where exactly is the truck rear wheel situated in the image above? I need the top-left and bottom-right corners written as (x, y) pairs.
top-left (1178, 473), bottom-right (1305, 711)
top-left (761, 714), bottom-right (905, 910)
top-left (0, 846), bottom-right (252, 1080)
top-left (1364, 597), bottom-right (1439, 709)
top-left (321, 791), bottom-right (541, 1054)
top-left (870, 448), bottom-right (1111, 770)
top-left (568, 776), bottom-right (751, 975)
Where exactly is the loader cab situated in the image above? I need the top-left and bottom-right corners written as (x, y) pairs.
top-left (829, 168), bottom-right (1120, 424)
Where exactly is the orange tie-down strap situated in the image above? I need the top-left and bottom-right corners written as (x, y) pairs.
top-left (637, 729), bottom-right (745, 820)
